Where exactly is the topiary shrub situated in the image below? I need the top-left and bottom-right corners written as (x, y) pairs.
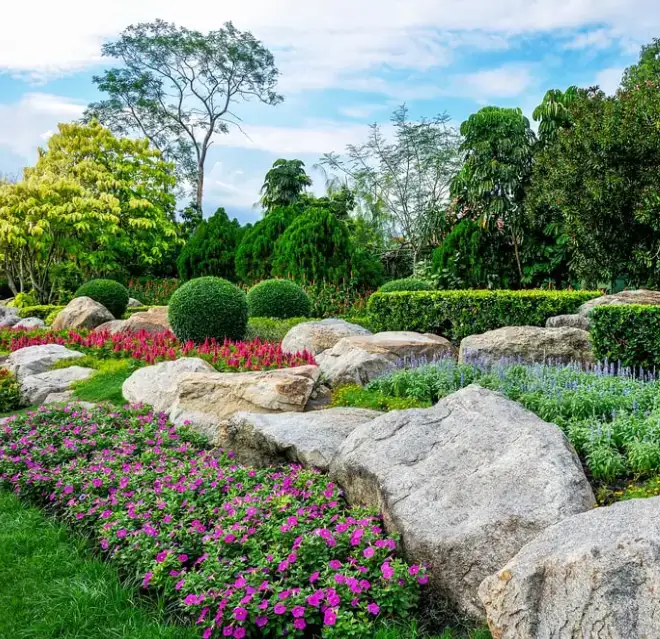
top-left (168, 276), bottom-right (248, 343)
top-left (379, 278), bottom-right (434, 293)
top-left (0, 368), bottom-right (22, 412)
top-left (74, 279), bottom-right (129, 318)
top-left (247, 279), bottom-right (311, 319)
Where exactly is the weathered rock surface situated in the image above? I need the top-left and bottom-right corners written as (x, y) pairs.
top-left (13, 317), bottom-right (46, 330)
top-left (6, 344), bottom-right (84, 379)
top-left (330, 384), bottom-right (595, 618)
top-left (578, 289), bottom-right (660, 316)
top-left (21, 366), bottom-right (94, 405)
top-left (317, 331), bottom-right (455, 386)
top-left (93, 319), bottom-right (127, 335)
top-left (0, 305), bottom-right (19, 327)
top-left (168, 365), bottom-right (320, 442)
top-left (122, 357), bottom-right (214, 412)
top-left (545, 314), bottom-right (591, 331)
top-left (123, 306), bottom-right (170, 334)
top-left (43, 390), bottom-right (74, 404)
top-left (459, 326), bottom-right (593, 366)
top-left (127, 297), bottom-right (143, 308)
top-left (281, 318), bottom-right (372, 356)
top-left (224, 408), bottom-right (381, 471)
top-left (479, 496), bottom-right (660, 639)
top-left (51, 296), bottom-right (114, 330)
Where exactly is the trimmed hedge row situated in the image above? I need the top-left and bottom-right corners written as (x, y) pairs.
top-left (591, 305), bottom-right (660, 370)
top-left (367, 290), bottom-right (602, 342)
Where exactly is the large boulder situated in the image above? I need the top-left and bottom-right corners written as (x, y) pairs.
top-left (5, 344), bottom-right (84, 379)
top-left (479, 497), bottom-right (660, 639)
top-left (13, 317), bottom-right (46, 330)
top-left (281, 318), bottom-right (372, 356)
top-left (122, 357), bottom-right (214, 413)
top-left (168, 365), bottom-right (320, 443)
top-left (0, 305), bottom-right (19, 328)
top-left (224, 408), bottom-right (381, 471)
top-left (578, 289), bottom-right (660, 316)
top-left (317, 331), bottom-right (455, 387)
top-left (127, 297), bottom-right (144, 308)
top-left (459, 326), bottom-right (594, 367)
top-left (545, 314), bottom-right (590, 331)
top-left (330, 385), bottom-right (595, 618)
top-left (122, 306), bottom-right (170, 334)
top-left (51, 297), bottom-right (114, 330)
top-left (20, 366), bottom-right (94, 405)
top-left (93, 320), bottom-right (127, 335)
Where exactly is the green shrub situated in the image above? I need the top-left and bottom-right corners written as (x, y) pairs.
top-left (168, 276), bottom-right (248, 343)
top-left (0, 368), bottom-right (22, 412)
top-left (367, 289), bottom-right (602, 341)
top-left (246, 317), bottom-right (315, 342)
top-left (590, 305), bottom-right (660, 369)
top-left (247, 279), bottom-right (311, 319)
top-left (7, 291), bottom-right (38, 309)
top-left (45, 309), bottom-right (61, 326)
top-left (18, 305), bottom-right (64, 320)
top-left (74, 279), bottom-right (129, 318)
top-left (379, 278), bottom-right (434, 293)
top-left (331, 385), bottom-right (429, 411)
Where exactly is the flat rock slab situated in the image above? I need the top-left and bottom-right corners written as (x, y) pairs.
top-left (6, 344), bottom-right (84, 380)
top-left (281, 318), bottom-right (372, 356)
top-left (330, 384), bottom-right (595, 618)
top-left (479, 496), bottom-right (660, 639)
top-left (578, 289), bottom-right (660, 316)
top-left (13, 317), bottom-right (46, 330)
top-left (168, 365), bottom-right (320, 443)
top-left (52, 296), bottom-right (114, 330)
top-left (317, 331), bottom-right (455, 387)
top-left (459, 326), bottom-right (594, 367)
top-left (122, 357), bottom-right (215, 412)
top-left (21, 366), bottom-right (94, 405)
top-left (224, 407), bottom-right (382, 471)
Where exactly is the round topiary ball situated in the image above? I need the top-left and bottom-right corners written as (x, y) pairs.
top-left (247, 279), bottom-right (311, 319)
top-left (379, 278), bottom-right (434, 292)
top-left (168, 276), bottom-right (248, 343)
top-left (74, 279), bottom-right (129, 318)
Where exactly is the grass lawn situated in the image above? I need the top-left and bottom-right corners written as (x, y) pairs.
top-left (0, 490), bottom-right (199, 639)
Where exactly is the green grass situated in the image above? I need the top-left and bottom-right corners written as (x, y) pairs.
top-left (0, 490), bottom-right (198, 639)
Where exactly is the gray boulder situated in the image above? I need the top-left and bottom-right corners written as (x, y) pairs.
top-left (122, 357), bottom-right (215, 412)
top-left (281, 318), bottom-right (372, 356)
top-left (127, 297), bottom-right (143, 308)
top-left (51, 297), bottom-right (114, 330)
top-left (459, 326), bottom-right (593, 366)
top-left (13, 317), bottom-right (46, 330)
top-left (6, 344), bottom-right (84, 379)
top-left (578, 289), bottom-right (660, 316)
top-left (43, 390), bottom-right (74, 404)
top-left (317, 331), bottom-right (456, 387)
top-left (479, 496), bottom-right (660, 639)
top-left (545, 314), bottom-right (590, 331)
top-left (330, 385), bottom-right (595, 618)
top-left (0, 305), bottom-right (19, 328)
top-left (21, 366), bottom-right (94, 405)
top-left (224, 408), bottom-right (381, 471)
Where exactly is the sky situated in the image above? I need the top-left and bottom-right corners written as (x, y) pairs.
top-left (1, 1), bottom-right (658, 224)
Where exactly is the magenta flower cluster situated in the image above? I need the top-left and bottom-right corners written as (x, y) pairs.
top-left (1, 328), bottom-right (315, 372)
top-left (0, 404), bottom-right (426, 638)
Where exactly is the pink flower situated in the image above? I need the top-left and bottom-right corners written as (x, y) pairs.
top-left (291, 606), bottom-right (305, 618)
top-left (294, 618), bottom-right (306, 630)
top-left (274, 603), bottom-right (286, 615)
top-left (367, 602), bottom-right (380, 615)
top-left (409, 565), bottom-right (420, 575)
top-left (233, 607), bottom-right (247, 621)
top-left (329, 559), bottom-right (342, 570)
top-left (234, 628), bottom-right (245, 638)
top-left (363, 547), bottom-right (375, 559)
top-left (255, 616), bottom-right (268, 627)
top-left (381, 562), bottom-right (394, 580)
top-left (309, 571), bottom-right (320, 583)
top-left (418, 574), bottom-right (429, 585)
top-left (116, 528), bottom-right (127, 539)
top-left (323, 609), bottom-right (337, 626)
top-left (142, 572), bottom-right (153, 588)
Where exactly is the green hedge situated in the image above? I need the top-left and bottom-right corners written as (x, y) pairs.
top-left (591, 305), bottom-right (660, 370)
top-left (367, 289), bottom-right (602, 342)
top-left (18, 305), bottom-right (64, 320)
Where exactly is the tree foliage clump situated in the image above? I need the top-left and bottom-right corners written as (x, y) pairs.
top-left (260, 159), bottom-right (312, 212)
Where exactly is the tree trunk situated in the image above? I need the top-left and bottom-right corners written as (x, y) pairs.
top-left (512, 231), bottom-right (523, 286)
top-left (195, 163), bottom-right (204, 211)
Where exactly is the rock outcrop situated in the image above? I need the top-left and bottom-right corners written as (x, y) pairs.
top-left (5, 344), bottom-right (84, 379)
top-left (21, 366), bottom-right (94, 405)
top-left (578, 289), bottom-right (660, 316)
top-left (281, 318), bottom-right (372, 356)
top-left (545, 314), bottom-right (591, 331)
top-left (51, 297), bottom-right (114, 330)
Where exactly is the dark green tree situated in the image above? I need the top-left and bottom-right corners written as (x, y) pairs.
top-left (179, 202), bottom-right (204, 237)
top-left (84, 20), bottom-right (282, 209)
top-left (177, 208), bottom-right (243, 281)
top-left (260, 159), bottom-right (312, 212)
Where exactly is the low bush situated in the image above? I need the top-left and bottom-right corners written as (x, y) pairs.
top-left (304, 281), bottom-right (372, 318)
top-left (0, 404), bottom-right (426, 638)
top-left (331, 385), bottom-right (429, 412)
top-left (590, 305), bottom-right (660, 370)
top-left (0, 368), bottom-right (22, 413)
top-left (45, 309), bottom-right (61, 326)
top-left (18, 305), bottom-right (64, 320)
top-left (379, 279), bottom-right (434, 293)
top-left (74, 279), bottom-right (129, 318)
top-left (169, 276), bottom-right (248, 343)
top-left (128, 278), bottom-right (179, 305)
top-left (7, 291), bottom-right (38, 309)
top-left (247, 280), bottom-right (311, 319)
top-left (367, 290), bottom-right (602, 341)
top-left (246, 317), bottom-right (315, 342)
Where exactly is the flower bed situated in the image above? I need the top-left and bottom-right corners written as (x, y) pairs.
top-left (0, 404), bottom-right (425, 638)
top-left (0, 328), bottom-right (315, 372)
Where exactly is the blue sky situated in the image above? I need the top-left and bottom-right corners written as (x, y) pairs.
top-left (1, 1), bottom-right (658, 224)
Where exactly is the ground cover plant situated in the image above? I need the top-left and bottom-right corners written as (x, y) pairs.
top-left (0, 328), bottom-right (314, 372)
top-left (0, 404), bottom-right (427, 638)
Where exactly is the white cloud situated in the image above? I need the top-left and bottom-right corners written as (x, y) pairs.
top-left (451, 64), bottom-right (535, 99)
top-left (564, 28), bottom-right (616, 50)
top-left (0, 93), bottom-right (86, 158)
top-left (595, 66), bottom-right (624, 94)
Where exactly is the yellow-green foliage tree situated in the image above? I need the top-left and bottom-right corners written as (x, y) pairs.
top-left (0, 121), bottom-right (179, 302)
